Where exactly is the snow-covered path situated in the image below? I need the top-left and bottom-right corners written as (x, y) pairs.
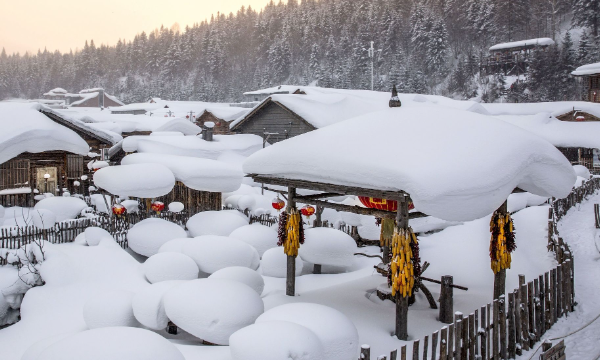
top-left (519, 193), bottom-right (600, 360)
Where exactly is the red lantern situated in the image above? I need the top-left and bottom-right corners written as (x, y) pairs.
top-left (112, 204), bottom-right (127, 216)
top-left (151, 201), bottom-right (165, 214)
top-left (300, 205), bottom-right (315, 217)
top-left (272, 198), bottom-right (285, 211)
top-left (576, 116), bottom-right (585, 122)
top-left (358, 197), bottom-right (414, 212)
top-left (186, 115), bottom-right (190, 119)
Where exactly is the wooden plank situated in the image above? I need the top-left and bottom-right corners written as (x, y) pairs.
top-left (499, 296), bottom-right (507, 360)
top-left (412, 339), bottom-right (420, 360)
top-left (540, 274), bottom-right (547, 336)
top-left (474, 309), bottom-right (479, 360)
top-left (520, 283), bottom-right (529, 351)
top-left (557, 264), bottom-right (563, 319)
top-left (551, 268), bottom-right (557, 325)
top-left (440, 327), bottom-right (448, 360)
top-left (401, 345), bottom-right (407, 360)
top-left (431, 331), bottom-right (439, 360)
top-left (469, 313), bottom-right (475, 360)
top-left (423, 335), bottom-right (428, 360)
top-left (527, 281), bottom-right (535, 347)
top-left (448, 324), bottom-right (454, 360)
top-left (534, 278), bottom-right (541, 341)
top-left (508, 292), bottom-right (516, 359)
top-left (486, 304), bottom-right (491, 360)
top-left (455, 317), bottom-right (462, 360)
top-left (439, 276), bottom-right (454, 323)
top-left (293, 196), bottom-right (427, 220)
top-left (492, 300), bottom-right (499, 360)
top-left (390, 349), bottom-right (398, 360)
top-left (361, 345), bottom-right (371, 360)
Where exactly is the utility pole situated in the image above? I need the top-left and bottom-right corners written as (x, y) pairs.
top-left (368, 41), bottom-right (374, 91)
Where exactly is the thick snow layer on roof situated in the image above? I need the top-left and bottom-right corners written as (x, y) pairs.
top-left (43, 88), bottom-right (68, 96)
top-left (121, 153), bottom-right (243, 192)
top-left (0, 102), bottom-right (90, 164)
top-left (489, 38), bottom-right (555, 51)
top-left (44, 108), bottom-right (122, 144)
top-left (494, 113), bottom-right (600, 149)
top-left (204, 107), bottom-right (251, 121)
top-left (93, 163), bottom-right (176, 198)
top-left (69, 92), bottom-right (98, 106)
top-left (153, 118), bottom-right (202, 135)
top-left (482, 101), bottom-right (600, 120)
top-left (111, 99), bottom-right (245, 117)
top-left (57, 108), bottom-right (178, 133)
top-left (572, 61), bottom-right (600, 76)
top-left (243, 85), bottom-right (303, 96)
top-left (244, 107), bottom-right (576, 221)
top-left (122, 134), bottom-right (263, 159)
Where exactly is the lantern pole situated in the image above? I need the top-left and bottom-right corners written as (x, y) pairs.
top-left (493, 200), bottom-right (508, 300)
top-left (286, 186), bottom-right (297, 296)
top-left (395, 195), bottom-right (410, 340)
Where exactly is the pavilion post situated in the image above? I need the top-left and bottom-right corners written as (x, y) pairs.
top-left (286, 186), bottom-right (297, 296)
top-left (395, 195), bottom-right (410, 340)
top-left (493, 200), bottom-right (508, 300)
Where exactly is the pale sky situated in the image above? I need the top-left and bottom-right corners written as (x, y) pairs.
top-left (0, 0), bottom-right (276, 55)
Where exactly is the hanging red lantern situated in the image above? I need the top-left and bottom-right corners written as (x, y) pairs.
top-left (186, 115), bottom-right (190, 119)
top-left (358, 197), bottom-right (414, 212)
top-left (112, 204), bottom-right (127, 217)
top-left (300, 205), bottom-right (315, 217)
top-left (576, 116), bottom-right (585, 122)
top-left (272, 197), bottom-right (285, 211)
top-left (151, 201), bottom-right (165, 214)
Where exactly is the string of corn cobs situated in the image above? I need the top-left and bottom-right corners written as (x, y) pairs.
top-left (277, 211), bottom-right (288, 246)
top-left (489, 212), bottom-right (516, 274)
top-left (389, 227), bottom-right (419, 298)
top-left (284, 209), bottom-right (303, 257)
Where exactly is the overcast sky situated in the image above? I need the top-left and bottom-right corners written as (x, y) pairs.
top-left (0, 0), bottom-right (275, 54)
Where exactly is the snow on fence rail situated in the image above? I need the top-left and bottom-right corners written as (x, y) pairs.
top-left (361, 179), bottom-right (599, 360)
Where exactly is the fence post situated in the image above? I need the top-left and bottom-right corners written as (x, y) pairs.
top-left (440, 327), bottom-right (448, 360)
top-left (508, 292), bottom-right (516, 358)
top-left (361, 345), bottom-right (371, 360)
top-left (439, 276), bottom-right (454, 324)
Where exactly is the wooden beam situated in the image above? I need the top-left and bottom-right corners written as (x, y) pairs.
top-left (293, 192), bottom-right (342, 201)
top-left (292, 196), bottom-right (427, 220)
top-left (249, 174), bottom-right (407, 200)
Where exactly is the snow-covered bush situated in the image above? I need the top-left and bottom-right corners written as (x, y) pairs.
top-left (127, 218), bottom-right (188, 257)
top-left (186, 210), bottom-right (248, 237)
top-left (168, 202), bottom-right (184, 213)
top-left (83, 290), bottom-right (139, 329)
top-left (229, 321), bottom-right (325, 360)
top-left (143, 253), bottom-right (198, 283)
top-left (256, 303), bottom-right (359, 360)
top-left (181, 236), bottom-right (260, 275)
top-left (158, 238), bottom-right (193, 253)
top-left (164, 279), bottom-right (264, 345)
top-left (132, 280), bottom-right (184, 330)
top-left (120, 199), bottom-right (139, 213)
top-left (32, 327), bottom-right (185, 360)
top-left (93, 163), bottom-right (175, 198)
top-left (299, 228), bottom-right (357, 269)
top-left (34, 197), bottom-right (87, 222)
top-left (573, 164), bottom-right (591, 179)
top-left (229, 223), bottom-right (278, 257)
top-left (261, 247), bottom-right (303, 278)
top-left (31, 209), bottom-right (56, 230)
top-left (83, 227), bottom-right (114, 246)
top-left (209, 266), bottom-right (264, 295)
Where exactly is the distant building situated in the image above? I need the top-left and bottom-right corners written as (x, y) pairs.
top-left (572, 62), bottom-right (600, 103)
top-left (195, 108), bottom-right (250, 135)
top-left (243, 85), bottom-right (305, 102)
top-left (42, 88), bottom-right (124, 108)
top-left (482, 38), bottom-right (555, 76)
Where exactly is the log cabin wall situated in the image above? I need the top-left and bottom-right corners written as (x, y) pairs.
top-left (233, 101), bottom-right (316, 144)
top-left (195, 112), bottom-right (233, 135)
top-left (152, 181), bottom-right (222, 214)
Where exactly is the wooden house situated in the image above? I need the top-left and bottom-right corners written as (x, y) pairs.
top-left (68, 88), bottom-right (124, 108)
top-left (572, 62), bottom-right (600, 103)
top-left (0, 103), bottom-right (118, 206)
top-left (482, 38), bottom-right (555, 76)
top-left (195, 108), bottom-right (251, 135)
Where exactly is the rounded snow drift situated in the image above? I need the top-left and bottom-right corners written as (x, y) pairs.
top-left (186, 211), bottom-right (248, 237)
top-left (229, 320), bottom-right (325, 360)
top-left (168, 202), bottom-right (184, 213)
top-left (164, 278), bottom-right (264, 345)
top-left (158, 238), bottom-right (194, 253)
top-left (127, 218), bottom-right (188, 257)
top-left (132, 280), bottom-right (185, 330)
top-left (257, 303), bottom-right (359, 360)
top-left (299, 228), bottom-right (357, 268)
top-left (31, 209), bottom-right (57, 230)
top-left (35, 327), bottom-right (185, 360)
top-left (84, 227), bottom-right (113, 246)
top-left (121, 199), bottom-right (140, 213)
top-left (261, 247), bottom-right (303, 278)
top-left (83, 290), bottom-right (139, 329)
top-left (34, 197), bottom-right (88, 222)
top-left (209, 266), bottom-right (264, 295)
top-left (182, 235), bottom-right (260, 275)
top-left (573, 164), bottom-right (591, 180)
top-left (229, 224), bottom-right (278, 257)
top-left (143, 252), bottom-right (199, 283)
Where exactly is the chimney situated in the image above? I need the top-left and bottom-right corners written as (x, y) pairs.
top-left (389, 85), bottom-right (401, 108)
top-left (202, 122), bottom-right (215, 141)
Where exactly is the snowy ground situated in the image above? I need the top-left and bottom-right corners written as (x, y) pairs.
top-left (517, 193), bottom-right (600, 360)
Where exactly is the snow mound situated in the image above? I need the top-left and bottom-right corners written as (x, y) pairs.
top-left (229, 320), bottom-right (325, 360)
top-left (186, 211), bottom-right (248, 237)
top-left (121, 199), bottom-right (139, 213)
top-left (143, 252), bottom-right (199, 283)
top-left (299, 228), bottom-right (357, 267)
top-left (209, 266), bottom-right (265, 295)
top-left (182, 236), bottom-right (260, 275)
top-left (229, 223), bottom-right (278, 257)
top-left (0, 204), bottom-right (4, 219)
top-left (132, 280), bottom-right (185, 330)
top-left (84, 227), bottom-right (114, 246)
top-left (35, 327), bottom-right (185, 360)
top-left (158, 238), bottom-right (194, 253)
top-left (164, 279), bottom-right (264, 345)
top-left (128, 218), bottom-right (188, 257)
top-left (168, 201), bottom-right (184, 213)
top-left (243, 107), bottom-right (576, 221)
top-left (31, 209), bottom-right (56, 230)
top-left (261, 247), bottom-right (303, 278)
top-left (94, 163), bottom-right (175, 198)
top-left (573, 165), bottom-right (591, 180)
top-left (83, 290), bottom-right (139, 329)
top-left (34, 197), bottom-right (87, 221)
top-left (256, 303), bottom-right (359, 360)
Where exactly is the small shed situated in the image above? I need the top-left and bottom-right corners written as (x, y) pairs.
top-left (195, 108), bottom-right (250, 135)
top-left (572, 62), bottom-right (600, 103)
top-left (483, 38), bottom-right (555, 75)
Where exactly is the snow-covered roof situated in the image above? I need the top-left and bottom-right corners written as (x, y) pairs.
top-left (79, 88), bottom-right (105, 94)
top-left (122, 153), bottom-right (243, 192)
top-left (121, 134), bottom-right (263, 160)
top-left (203, 107), bottom-right (251, 122)
top-left (489, 38), bottom-right (555, 52)
top-left (154, 118), bottom-right (202, 135)
top-left (110, 99), bottom-right (244, 118)
top-left (495, 113), bottom-right (600, 150)
top-left (243, 107), bottom-right (575, 221)
top-left (243, 85), bottom-right (303, 96)
top-left (43, 88), bottom-right (68, 96)
top-left (42, 108), bottom-right (123, 144)
top-left (571, 62), bottom-right (600, 76)
top-left (0, 102), bottom-right (91, 164)
top-left (482, 101), bottom-right (600, 120)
